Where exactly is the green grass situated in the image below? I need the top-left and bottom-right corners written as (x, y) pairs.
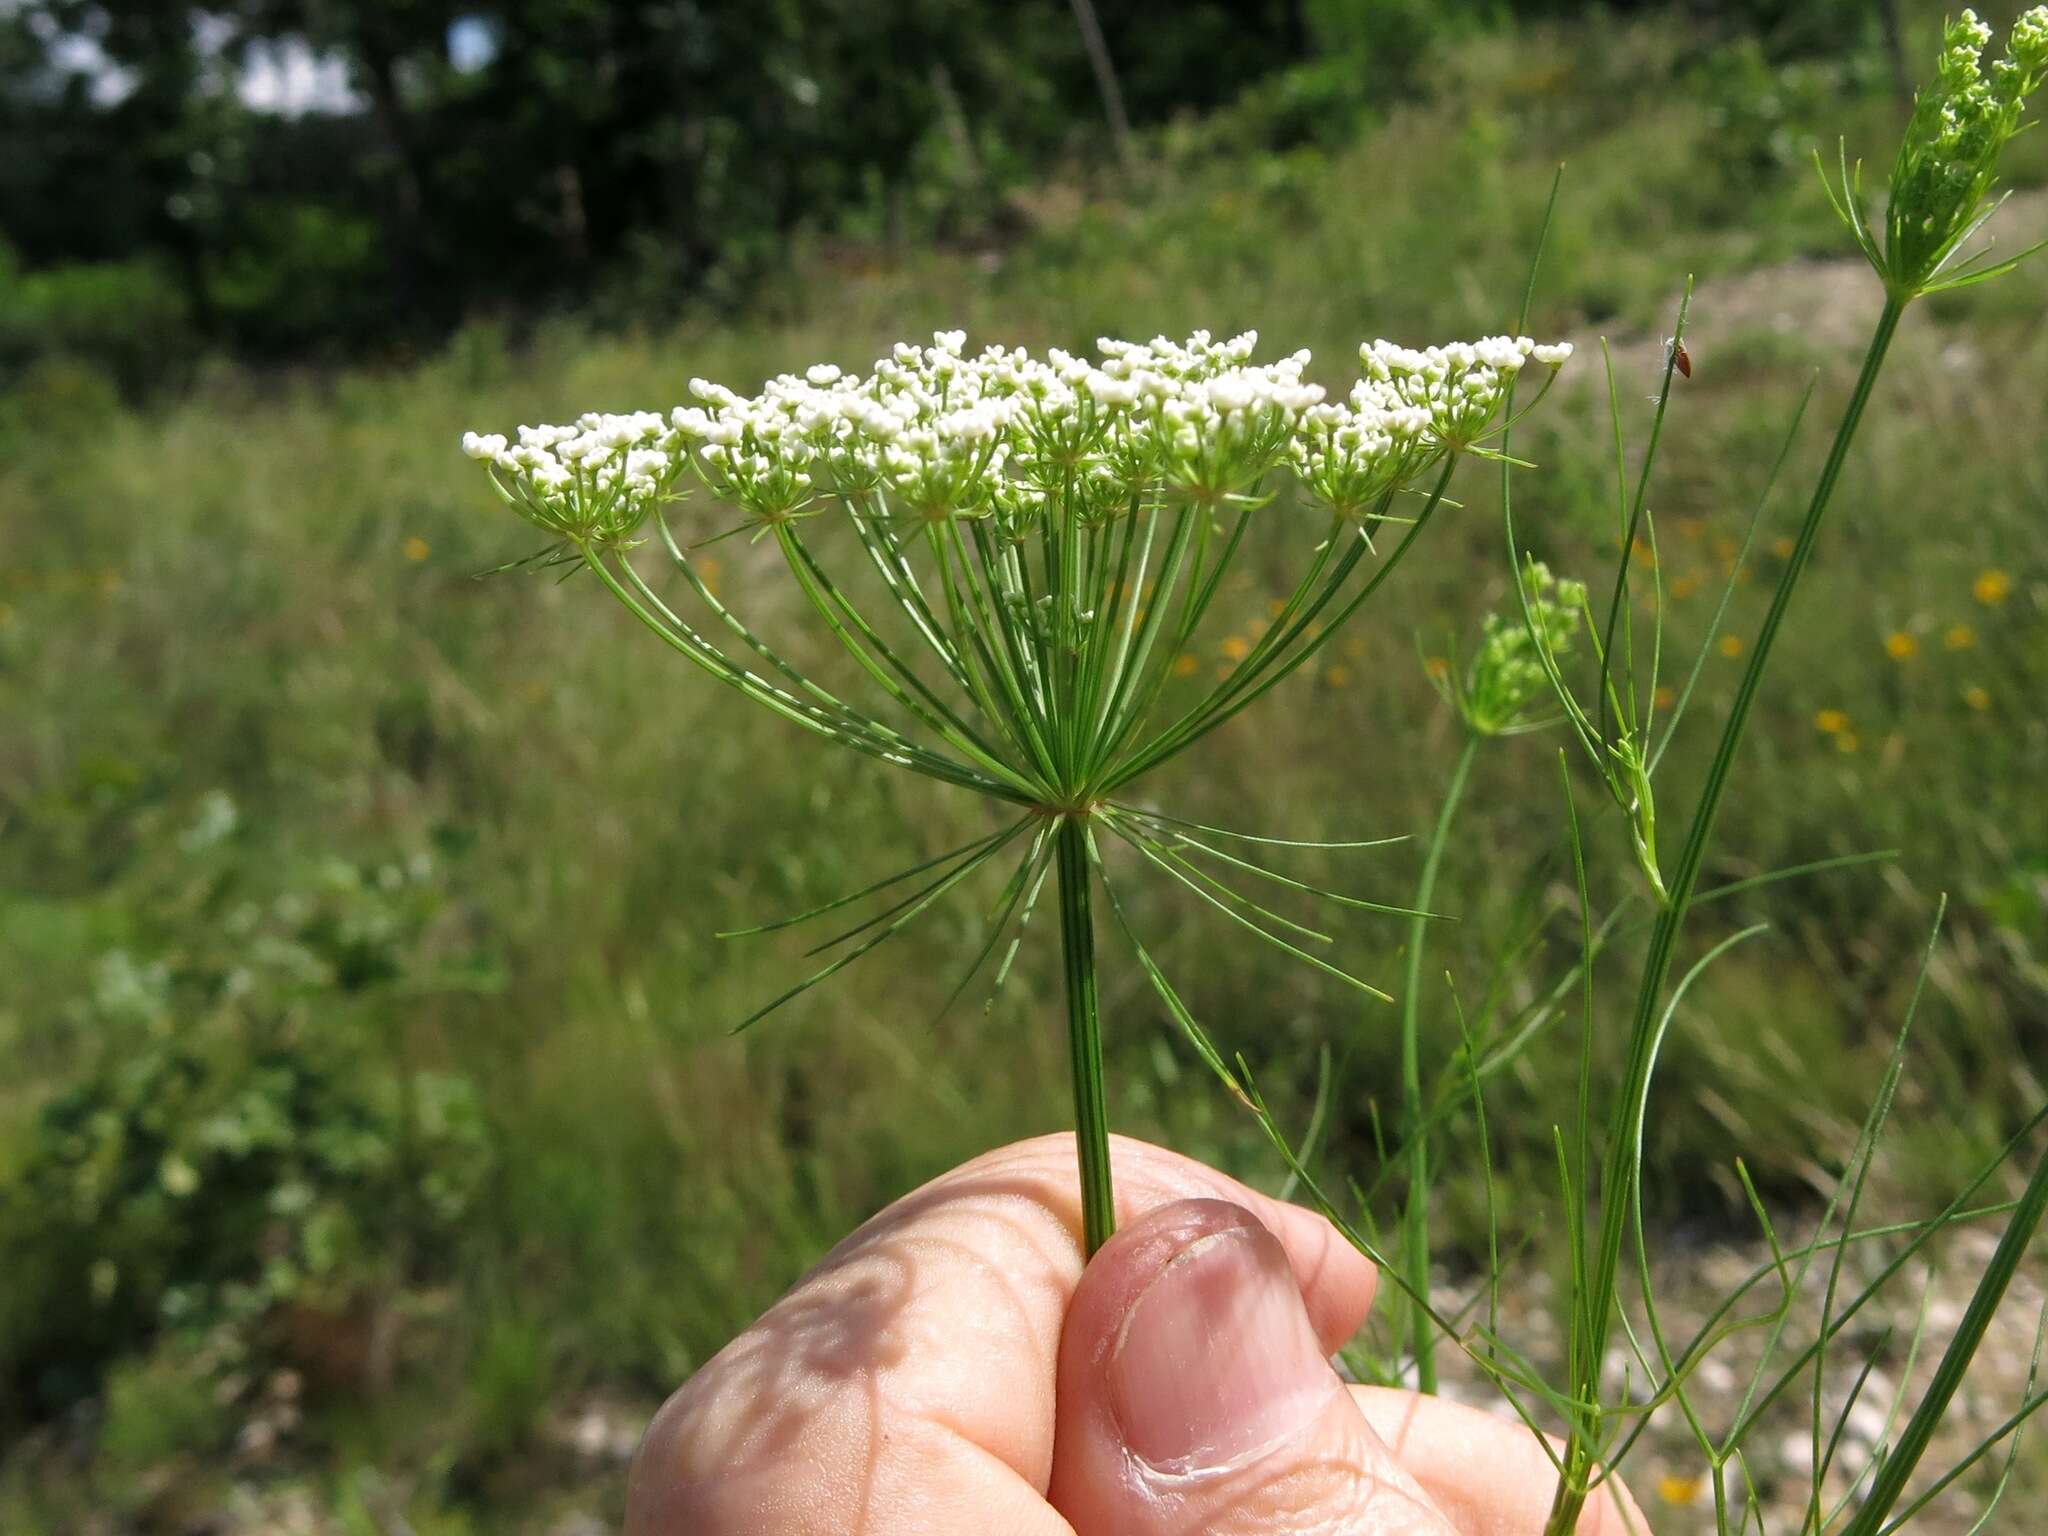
top-left (3, 12), bottom-right (2045, 1528)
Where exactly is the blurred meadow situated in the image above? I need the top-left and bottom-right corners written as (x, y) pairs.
top-left (4, 2), bottom-right (2047, 1531)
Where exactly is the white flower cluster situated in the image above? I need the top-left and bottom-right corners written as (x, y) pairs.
top-left (1362, 336), bottom-right (1571, 450)
top-left (461, 328), bottom-right (1572, 540)
top-left (462, 411), bottom-right (678, 543)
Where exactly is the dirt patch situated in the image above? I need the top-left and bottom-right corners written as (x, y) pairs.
top-left (1572, 186), bottom-right (2048, 383)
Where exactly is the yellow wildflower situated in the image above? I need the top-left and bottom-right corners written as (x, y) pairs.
top-left (1172, 652), bottom-right (1199, 678)
top-left (1323, 665), bottom-right (1351, 688)
top-left (1884, 630), bottom-right (1918, 661)
top-left (1815, 708), bottom-right (1850, 734)
top-left (1220, 634), bottom-right (1251, 661)
top-left (1657, 1473), bottom-right (1703, 1506)
top-left (1943, 623), bottom-right (1975, 651)
top-left (1718, 633), bottom-right (1743, 658)
top-left (1670, 575), bottom-right (1700, 600)
top-left (1973, 568), bottom-right (2012, 606)
top-left (403, 536), bottom-right (431, 562)
top-left (1771, 536), bottom-right (1796, 560)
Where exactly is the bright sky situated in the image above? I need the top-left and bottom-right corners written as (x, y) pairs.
top-left (17, 7), bottom-right (499, 116)
top-left (237, 36), bottom-right (364, 115)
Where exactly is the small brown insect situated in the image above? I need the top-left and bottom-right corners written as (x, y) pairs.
top-left (1668, 337), bottom-right (1693, 379)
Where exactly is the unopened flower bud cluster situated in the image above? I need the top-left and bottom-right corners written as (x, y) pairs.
top-left (1457, 559), bottom-right (1585, 737)
top-left (462, 329), bottom-right (1570, 544)
top-left (1886, 7), bottom-right (2048, 287)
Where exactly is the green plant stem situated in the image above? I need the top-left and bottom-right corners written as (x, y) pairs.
top-left (1541, 294), bottom-right (1907, 1536)
top-left (1057, 814), bottom-right (1115, 1256)
top-left (1400, 730), bottom-right (1478, 1396)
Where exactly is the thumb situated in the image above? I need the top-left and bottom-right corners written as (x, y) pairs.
top-left (1050, 1199), bottom-right (1459, 1536)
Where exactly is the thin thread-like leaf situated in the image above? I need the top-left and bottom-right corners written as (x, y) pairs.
top-left (729, 820), bottom-right (1031, 1032)
top-left (1087, 828), bottom-right (1247, 1100)
top-left (930, 827), bottom-right (1056, 1026)
top-left (716, 827), bottom-right (1016, 938)
top-left (1110, 819), bottom-right (1393, 999)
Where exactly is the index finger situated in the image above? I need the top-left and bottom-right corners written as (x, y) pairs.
top-left (1350, 1387), bottom-right (1653, 1536)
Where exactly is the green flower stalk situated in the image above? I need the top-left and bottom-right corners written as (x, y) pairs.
top-left (1516, 519), bottom-right (1671, 907)
top-left (1536, 12), bottom-right (2048, 1534)
top-left (461, 328), bottom-right (1572, 1255)
top-left (1397, 562), bottom-right (1583, 1394)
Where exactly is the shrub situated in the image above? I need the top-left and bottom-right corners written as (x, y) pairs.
top-left (0, 248), bottom-right (198, 399)
top-left (0, 800), bottom-right (497, 1424)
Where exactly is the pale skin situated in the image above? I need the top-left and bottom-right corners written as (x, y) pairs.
top-left (628, 1134), bottom-right (1649, 1536)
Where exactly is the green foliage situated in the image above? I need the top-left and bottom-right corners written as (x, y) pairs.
top-left (465, 1312), bottom-right (554, 1462)
top-left (1693, 34), bottom-right (1895, 172)
top-left (94, 1336), bottom-right (231, 1489)
top-left (0, 0), bottom-right (1308, 377)
top-left (0, 0), bottom-right (1919, 383)
top-left (0, 247), bottom-right (198, 396)
top-left (205, 203), bottom-right (387, 356)
top-left (2, 1026), bottom-right (492, 1398)
top-left (0, 806), bottom-right (497, 1422)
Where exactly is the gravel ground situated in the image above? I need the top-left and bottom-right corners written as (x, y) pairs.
top-left (1412, 1221), bottom-right (2048, 1535)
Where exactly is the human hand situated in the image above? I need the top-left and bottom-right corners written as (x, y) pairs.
top-left (627, 1134), bottom-right (1647, 1535)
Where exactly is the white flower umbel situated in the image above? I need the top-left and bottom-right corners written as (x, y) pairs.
top-left (459, 326), bottom-right (1570, 1258)
top-left (476, 328), bottom-right (1569, 551)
